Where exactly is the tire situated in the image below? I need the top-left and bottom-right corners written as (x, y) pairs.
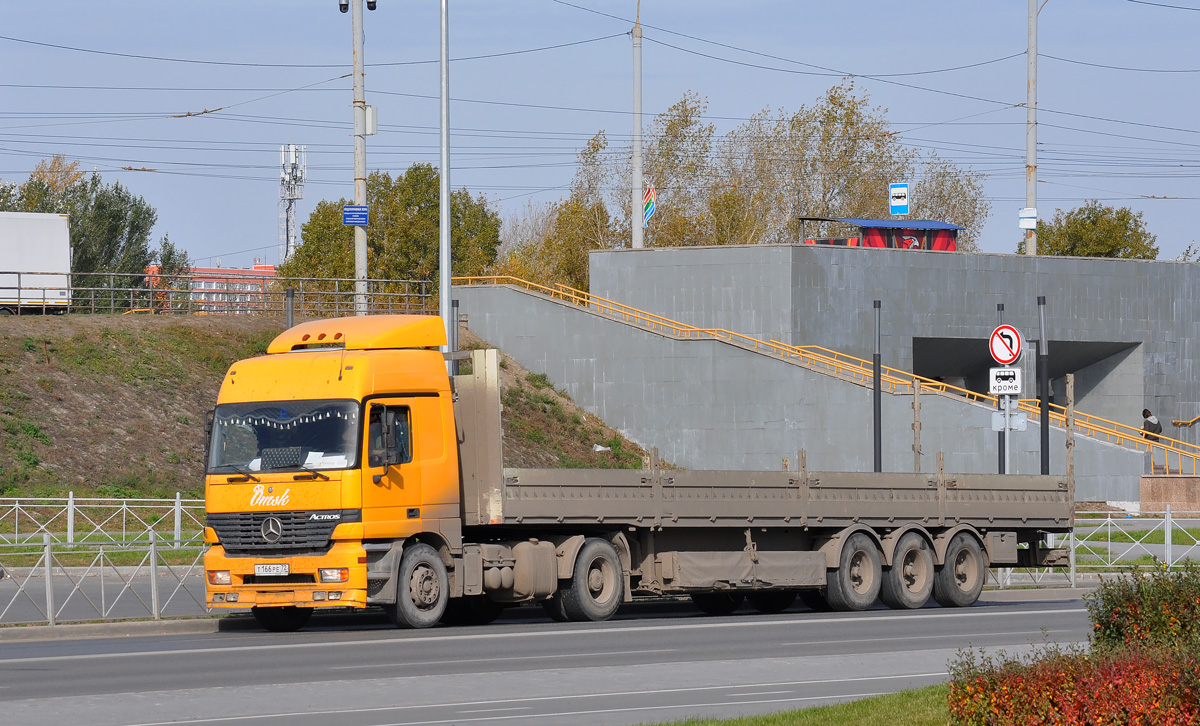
top-left (560, 538), bottom-right (624, 622)
top-left (251, 606), bottom-right (312, 632)
top-left (798, 589), bottom-right (831, 612)
top-left (384, 543), bottom-right (449, 628)
top-left (747, 591), bottom-right (797, 614)
top-left (933, 533), bottom-right (986, 608)
top-left (441, 595), bottom-right (505, 626)
top-left (824, 532), bottom-right (882, 612)
top-left (880, 532), bottom-right (935, 610)
top-left (691, 592), bottom-right (745, 615)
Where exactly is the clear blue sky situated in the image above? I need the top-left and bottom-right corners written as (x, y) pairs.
top-left (2, 0), bottom-right (1197, 268)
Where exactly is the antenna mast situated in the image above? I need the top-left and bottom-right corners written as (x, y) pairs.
top-left (278, 143), bottom-right (307, 262)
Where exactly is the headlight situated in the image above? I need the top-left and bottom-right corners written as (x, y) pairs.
top-left (207, 570), bottom-right (231, 586)
top-left (319, 568), bottom-right (349, 583)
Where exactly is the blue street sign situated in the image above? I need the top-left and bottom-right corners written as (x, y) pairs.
top-left (889, 183), bottom-right (910, 216)
top-left (342, 205), bottom-right (369, 226)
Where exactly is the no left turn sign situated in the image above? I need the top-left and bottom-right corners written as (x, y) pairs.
top-left (989, 325), bottom-right (1024, 365)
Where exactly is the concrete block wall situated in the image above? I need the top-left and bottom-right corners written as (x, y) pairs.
top-left (455, 284), bottom-right (1144, 501)
top-left (590, 244), bottom-right (1200, 446)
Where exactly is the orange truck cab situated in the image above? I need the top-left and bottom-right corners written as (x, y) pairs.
top-left (204, 315), bottom-right (465, 631)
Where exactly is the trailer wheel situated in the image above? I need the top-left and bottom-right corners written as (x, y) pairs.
top-left (747, 591), bottom-right (797, 614)
top-left (933, 533), bottom-right (985, 608)
top-left (798, 589), bottom-right (831, 612)
top-left (441, 595), bottom-right (505, 626)
top-left (880, 532), bottom-right (934, 610)
top-left (385, 543), bottom-right (448, 628)
top-left (825, 533), bottom-right (882, 611)
top-left (691, 592), bottom-right (745, 615)
top-left (251, 606), bottom-right (312, 632)
top-left (560, 538), bottom-right (623, 622)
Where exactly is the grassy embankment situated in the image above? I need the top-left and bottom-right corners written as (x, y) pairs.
top-left (0, 316), bottom-right (646, 499)
top-left (657, 685), bottom-right (949, 726)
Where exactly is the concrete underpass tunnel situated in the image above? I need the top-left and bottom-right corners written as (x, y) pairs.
top-left (912, 338), bottom-right (1143, 425)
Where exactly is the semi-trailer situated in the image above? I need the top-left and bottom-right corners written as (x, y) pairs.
top-left (0, 211), bottom-right (71, 315)
top-left (203, 314), bottom-right (1072, 631)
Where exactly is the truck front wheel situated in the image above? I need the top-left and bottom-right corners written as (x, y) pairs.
top-left (560, 538), bottom-right (623, 622)
top-left (825, 533), bottom-right (882, 611)
top-left (932, 533), bottom-right (985, 608)
top-left (385, 543), bottom-right (449, 628)
top-left (252, 606), bottom-right (312, 632)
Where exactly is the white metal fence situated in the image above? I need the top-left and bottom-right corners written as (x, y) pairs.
top-left (3, 503), bottom-right (1199, 626)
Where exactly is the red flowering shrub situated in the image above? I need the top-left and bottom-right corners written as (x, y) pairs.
top-left (948, 647), bottom-right (1200, 725)
top-left (949, 564), bottom-right (1200, 724)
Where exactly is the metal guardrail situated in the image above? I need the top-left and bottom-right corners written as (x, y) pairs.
top-left (0, 534), bottom-right (207, 625)
top-left (0, 494), bottom-right (205, 547)
top-left (454, 275), bottom-right (1200, 475)
top-left (0, 270), bottom-right (433, 316)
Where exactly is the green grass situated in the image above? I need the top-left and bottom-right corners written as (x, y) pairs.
top-left (1075, 526), bottom-right (1200, 545)
top-left (654, 684), bottom-right (948, 726)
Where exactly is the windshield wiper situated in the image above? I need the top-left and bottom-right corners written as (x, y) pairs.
top-left (293, 466), bottom-right (331, 481)
top-left (220, 464), bottom-right (261, 483)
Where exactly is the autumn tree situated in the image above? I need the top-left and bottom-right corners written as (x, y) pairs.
top-left (281, 163), bottom-right (501, 282)
top-left (1018, 200), bottom-right (1158, 259)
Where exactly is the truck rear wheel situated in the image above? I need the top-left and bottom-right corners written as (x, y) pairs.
top-left (747, 591), bottom-right (797, 614)
top-left (880, 532), bottom-right (934, 610)
top-left (385, 543), bottom-right (448, 628)
top-left (560, 538), bottom-right (623, 622)
top-left (825, 533), bottom-right (882, 611)
top-left (251, 606), bottom-right (312, 632)
top-left (691, 592), bottom-right (744, 615)
top-left (933, 533), bottom-right (985, 608)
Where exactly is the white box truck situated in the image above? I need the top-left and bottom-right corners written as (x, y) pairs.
top-left (0, 212), bottom-right (71, 315)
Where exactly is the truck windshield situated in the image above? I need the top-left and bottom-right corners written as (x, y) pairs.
top-left (208, 399), bottom-right (360, 474)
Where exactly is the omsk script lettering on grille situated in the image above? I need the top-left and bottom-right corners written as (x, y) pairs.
top-left (250, 485), bottom-right (291, 507)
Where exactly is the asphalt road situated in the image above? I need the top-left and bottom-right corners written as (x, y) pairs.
top-left (0, 594), bottom-right (1090, 726)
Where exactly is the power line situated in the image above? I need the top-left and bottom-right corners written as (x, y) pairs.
top-left (0, 31), bottom-right (624, 68)
top-left (1043, 54), bottom-right (1200, 73)
top-left (1125, 0), bottom-right (1200, 9)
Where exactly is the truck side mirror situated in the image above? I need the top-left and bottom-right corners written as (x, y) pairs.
top-left (203, 409), bottom-right (215, 470)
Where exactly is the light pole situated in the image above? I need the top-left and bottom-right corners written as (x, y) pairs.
top-left (340, 0), bottom-right (377, 314)
top-left (440, 0), bottom-right (453, 364)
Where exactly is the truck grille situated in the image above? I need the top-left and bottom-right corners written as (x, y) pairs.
top-left (207, 510), bottom-right (360, 555)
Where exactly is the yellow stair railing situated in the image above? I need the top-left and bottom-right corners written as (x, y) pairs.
top-left (454, 275), bottom-right (1198, 474)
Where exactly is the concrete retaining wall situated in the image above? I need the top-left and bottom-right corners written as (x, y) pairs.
top-left (455, 284), bottom-right (1144, 501)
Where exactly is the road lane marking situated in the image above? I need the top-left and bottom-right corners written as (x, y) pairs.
top-left (778, 628), bottom-right (1077, 647)
top-left (725, 690), bottom-right (793, 697)
top-left (327, 648), bottom-right (676, 670)
top-left (116, 672), bottom-right (948, 726)
top-left (0, 606), bottom-right (1086, 665)
top-left (455, 707), bottom-right (530, 714)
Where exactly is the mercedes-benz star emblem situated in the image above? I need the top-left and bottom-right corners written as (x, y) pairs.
top-left (261, 516), bottom-right (283, 543)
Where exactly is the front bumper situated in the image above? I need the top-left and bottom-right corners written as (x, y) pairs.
top-left (205, 540), bottom-right (368, 609)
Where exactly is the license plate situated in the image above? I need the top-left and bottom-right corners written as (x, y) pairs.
top-left (255, 563), bottom-right (289, 577)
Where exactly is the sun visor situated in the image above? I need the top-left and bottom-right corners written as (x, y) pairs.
top-left (267, 315), bottom-right (447, 353)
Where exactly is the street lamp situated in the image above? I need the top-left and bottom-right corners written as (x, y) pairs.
top-left (340, 0), bottom-right (378, 314)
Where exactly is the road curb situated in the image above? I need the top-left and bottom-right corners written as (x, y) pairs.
top-left (0, 615), bottom-right (259, 642)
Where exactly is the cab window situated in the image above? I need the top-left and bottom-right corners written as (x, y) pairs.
top-left (368, 405), bottom-right (412, 467)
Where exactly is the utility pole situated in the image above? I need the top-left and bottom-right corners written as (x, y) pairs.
top-left (1025, 0), bottom-right (1038, 256)
top-left (630, 0), bottom-right (644, 249)
top-left (350, 0), bottom-right (369, 314)
top-left (439, 0), bottom-right (453, 362)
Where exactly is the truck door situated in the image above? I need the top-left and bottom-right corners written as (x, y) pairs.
top-left (362, 400), bottom-right (420, 538)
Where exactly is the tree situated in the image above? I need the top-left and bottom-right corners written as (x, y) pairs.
top-left (154, 233), bottom-right (193, 277)
top-left (1018, 200), bottom-right (1158, 259)
top-left (281, 164), bottom-right (501, 283)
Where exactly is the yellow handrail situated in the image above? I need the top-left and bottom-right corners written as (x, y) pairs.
top-left (1173, 415), bottom-right (1200, 427)
top-left (454, 275), bottom-right (1199, 473)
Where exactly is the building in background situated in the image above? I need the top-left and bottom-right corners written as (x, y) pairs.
top-left (145, 262), bottom-right (276, 314)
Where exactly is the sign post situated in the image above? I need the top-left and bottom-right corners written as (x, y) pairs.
top-left (989, 325), bottom-right (1025, 475)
